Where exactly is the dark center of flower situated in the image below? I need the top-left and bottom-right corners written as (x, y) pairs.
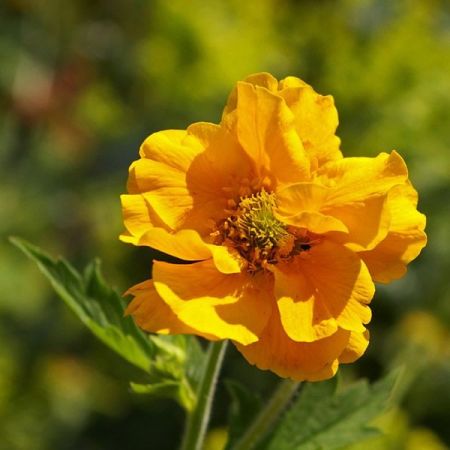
top-left (213, 190), bottom-right (313, 273)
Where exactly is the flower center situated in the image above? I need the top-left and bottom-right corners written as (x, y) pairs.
top-left (238, 190), bottom-right (288, 250)
top-left (213, 190), bottom-right (313, 273)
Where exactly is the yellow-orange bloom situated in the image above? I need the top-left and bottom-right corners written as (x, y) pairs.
top-left (121, 73), bottom-right (427, 381)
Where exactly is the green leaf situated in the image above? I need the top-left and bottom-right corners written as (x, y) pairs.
top-left (130, 378), bottom-right (196, 411)
top-left (11, 237), bottom-right (155, 372)
top-left (10, 237), bottom-right (205, 410)
top-left (224, 380), bottom-right (263, 450)
top-left (138, 335), bottom-right (201, 411)
top-left (266, 371), bottom-right (400, 450)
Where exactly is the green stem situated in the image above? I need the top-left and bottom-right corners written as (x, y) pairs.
top-left (231, 379), bottom-right (301, 450)
top-left (180, 340), bottom-right (228, 450)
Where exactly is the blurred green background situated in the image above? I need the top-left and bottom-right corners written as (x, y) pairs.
top-left (1, 0), bottom-right (449, 449)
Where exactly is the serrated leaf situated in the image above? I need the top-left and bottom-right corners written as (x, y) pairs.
top-left (11, 237), bottom-right (205, 411)
top-left (267, 371), bottom-right (399, 450)
top-left (225, 380), bottom-right (263, 450)
top-left (11, 237), bottom-right (155, 372)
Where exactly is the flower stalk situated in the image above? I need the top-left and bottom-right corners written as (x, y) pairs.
top-left (230, 379), bottom-right (301, 450)
top-left (180, 340), bottom-right (228, 450)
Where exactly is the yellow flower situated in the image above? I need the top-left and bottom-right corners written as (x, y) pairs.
top-left (121, 73), bottom-right (426, 381)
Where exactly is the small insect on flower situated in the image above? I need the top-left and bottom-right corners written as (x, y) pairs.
top-left (120, 73), bottom-right (426, 381)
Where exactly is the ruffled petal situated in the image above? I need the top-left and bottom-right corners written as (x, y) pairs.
top-left (317, 151), bottom-right (408, 205)
top-left (121, 193), bottom-right (169, 238)
top-left (222, 72), bottom-right (279, 116)
top-left (129, 144), bottom-right (220, 234)
top-left (339, 330), bottom-right (370, 364)
top-left (359, 183), bottom-right (427, 283)
top-left (284, 211), bottom-right (349, 235)
top-left (185, 121), bottom-right (256, 201)
top-left (297, 241), bottom-right (374, 333)
top-left (125, 280), bottom-right (200, 336)
top-left (128, 123), bottom-right (254, 235)
top-left (278, 78), bottom-right (342, 165)
top-left (313, 151), bottom-right (408, 250)
top-left (235, 305), bottom-right (350, 381)
top-left (275, 183), bottom-right (349, 234)
top-left (130, 155), bottom-right (222, 235)
top-left (278, 76), bottom-right (309, 89)
top-left (152, 260), bottom-right (272, 345)
top-left (224, 73), bottom-right (342, 167)
top-left (121, 192), bottom-right (242, 272)
top-left (138, 129), bottom-right (203, 170)
top-left (275, 180), bottom-right (391, 249)
top-left (326, 195), bottom-right (391, 251)
top-left (120, 220), bottom-right (209, 260)
top-left (276, 182), bottom-right (329, 215)
top-left (233, 81), bottom-right (310, 185)
top-left (273, 264), bottom-right (338, 342)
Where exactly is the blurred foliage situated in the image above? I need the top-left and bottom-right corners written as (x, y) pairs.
top-left (1, 0), bottom-right (449, 449)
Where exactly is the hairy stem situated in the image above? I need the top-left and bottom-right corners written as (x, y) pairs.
top-left (180, 340), bottom-right (228, 450)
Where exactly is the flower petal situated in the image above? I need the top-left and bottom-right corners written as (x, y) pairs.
top-left (275, 181), bottom-right (391, 248)
top-left (121, 193), bottom-right (169, 238)
top-left (121, 193), bottom-right (242, 272)
top-left (278, 79), bottom-right (342, 165)
top-left (298, 241), bottom-right (374, 333)
top-left (222, 72), bottom-right (279, 116)
top-left (125, 280), bottom-right (199, 336)
top-left (275, 183), bottom-right (349, 234)
top-left (284, 211), bottom-right (349, 235)
top-left (132, 155), bottom-right (223, 234)
top-left (224, 73), bottom-right (342, 167)
top-left (152, 260), bottom-right (272, 345)
top-left (326, 195), bottom-right (391, 251)
top-left (276, 182), bottom-right (329, 215)
top-left (185, 121), bottom-right (255, 200)
top-left (128, 127), bottom-right (204, 208)
top-left (313, 151), bottom-right (408, 249)
top-left (129, 124), bottom-right (254, 235)
top-left (273, 264), bottom-right (338, 342)
top-left (318, 151), bottom-right (408, 206)
top-left (278, 76), bottom-right (309, 89)
top-left (138, 129), bottom-right (203, 170)
top-left (359, 183), bottom-right (427, 283)
top-left (208, 245), bottom-right (244, 274)
top-left (339, 330), bottom-right (370, 364)
top-left (234, 81), bottom-right (310, 185)
top-left (235, 305), bottom-right (350, 381)
top-left (121, 226), bottom-right (242, 277)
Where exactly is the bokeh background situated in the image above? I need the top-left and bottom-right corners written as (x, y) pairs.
top-left (1, 0), bottom-right (449, 449)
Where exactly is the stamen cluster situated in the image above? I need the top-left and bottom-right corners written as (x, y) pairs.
top-left (214, 190), bottom-right (312, 272)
